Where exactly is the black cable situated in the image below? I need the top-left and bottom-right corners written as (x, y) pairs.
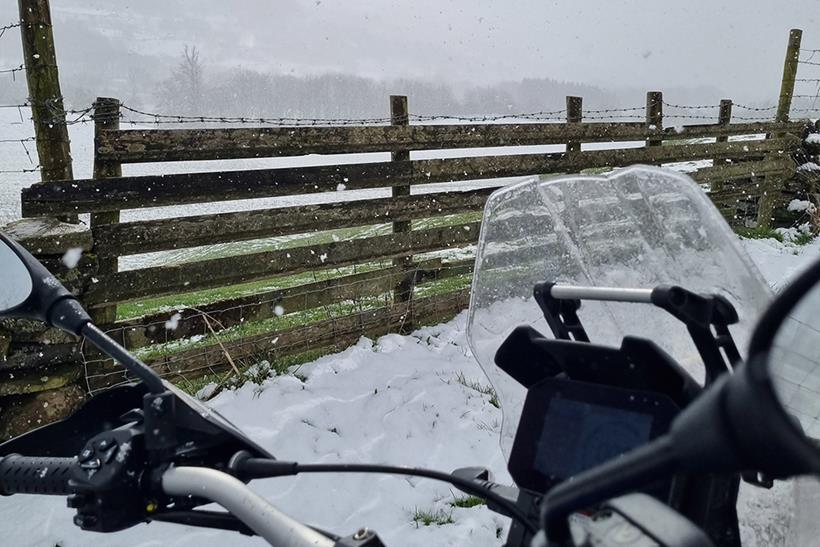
top-left (238, 459), bottom-right (538, 534)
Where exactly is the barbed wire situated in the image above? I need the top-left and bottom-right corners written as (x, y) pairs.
top-left (734, 104), bottom-right (778, 112)
top-left (0, 165), bottom-right (40, 174)
top-left (0, 98), bottom-right (811, 132)
top-left (0, 136), bottom-right (34, 143)
top-left (19, 137), bottom-right (34, 164)
top-left (800, 50), bottom-right (820, 62)
top-left (0, 22), bottom-right (20, 40)
top-left (0, 65), bottom-right (24, 78)
top-left (663, 101), bottom-right (720, 110)
top-left (118, 104), bottom-right (577, 126)
top-left (662, 113), bottom-right (777, 121)
top-left (798, 59), bottom-right (820, 67)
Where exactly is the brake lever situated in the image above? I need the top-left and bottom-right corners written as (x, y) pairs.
top-left (450, 466), bottom-right (522, 518)
top-left (152, 510), bottom-right (257, 536)
top-left (741, 471), bottom-right (774, 489)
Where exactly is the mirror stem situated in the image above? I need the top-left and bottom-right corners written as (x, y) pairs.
top-left (540, 436), bottom-right (677, 542)
top-left (81, 323), bottom-right (165, 394)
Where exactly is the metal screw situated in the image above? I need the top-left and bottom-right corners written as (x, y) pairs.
top-left (353, 528), bottom-right (369, 541)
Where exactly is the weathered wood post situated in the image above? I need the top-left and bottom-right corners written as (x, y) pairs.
top-left (18, 0), bottom-right (75, 221)
top-left (389, 95), bottom-right (415, 329)
top-left (776, 29), bottom-right (803, 123)
top-left (90, 97), bottom-right (122, 325)
top-left (566, 96), bottom-right (583, 153)
top-left (758, 29), bottom-right (802, 227)
top-left (646, 91), bottom-right (663, 147)
top-left (711, 99), bottom-right (733, 192)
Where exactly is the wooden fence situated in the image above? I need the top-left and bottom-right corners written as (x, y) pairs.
top-left (13, 92), bottom-right (809, 393)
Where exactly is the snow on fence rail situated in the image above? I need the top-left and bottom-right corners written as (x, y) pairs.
top-left (0, 91), bottom-right (812, 439)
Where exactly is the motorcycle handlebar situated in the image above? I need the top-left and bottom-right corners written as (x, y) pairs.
top-left (0, 454), bottom-right (76, 496)
top-left (162, 466), bottom-right (335, 547)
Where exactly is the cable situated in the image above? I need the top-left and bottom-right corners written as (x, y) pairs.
top-left (237, 459), bottom-right (538, 534)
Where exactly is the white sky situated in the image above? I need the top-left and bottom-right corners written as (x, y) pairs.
top-left (2, 1), bottom-right (818, 103)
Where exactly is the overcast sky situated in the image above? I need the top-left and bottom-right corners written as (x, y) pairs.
top-left (2, 1), bottom-right (818, 104)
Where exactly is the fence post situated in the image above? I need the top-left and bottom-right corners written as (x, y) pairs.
top-left (776, 29), bottom-right (803, 123)
top-left (756, 175), bottom-right (779, 229)
top-left (646, 91), bottom-right (663, 147)
top-left (566, 96), bottom-right (583, 153)
top-left (389, 95), bottom-right (415, 328)
top-left (90, 97), bottom-right (122, 325)
top-left (18, 0), bottom-right (75, 221)
top-left (711, 99), bottom-right (733, 192)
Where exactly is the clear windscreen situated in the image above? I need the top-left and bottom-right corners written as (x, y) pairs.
top-left (466, 166), bottom-right (772, 457)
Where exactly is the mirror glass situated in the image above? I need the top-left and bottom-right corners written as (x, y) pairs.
top-left (0, 240), bottom-right (33, 312)
top-left (769, 281), bottom-right (820, 440)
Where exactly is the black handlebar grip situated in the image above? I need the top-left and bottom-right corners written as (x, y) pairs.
top-left (0, 454), bottom-right (76, 496)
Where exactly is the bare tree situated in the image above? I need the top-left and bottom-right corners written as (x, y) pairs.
top-left (158, 45), bottom-right (205, 114)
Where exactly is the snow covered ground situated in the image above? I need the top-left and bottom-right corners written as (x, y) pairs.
top-left (0, 234), bottom-right (818, 546)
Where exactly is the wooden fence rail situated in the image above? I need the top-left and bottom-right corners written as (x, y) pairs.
top-left (95, 121), bottom-right (803, 163)
top-left (21, 135), bottom-right (799, 217)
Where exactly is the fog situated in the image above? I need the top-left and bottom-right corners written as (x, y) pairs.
top-left (0, 1), bottom-right (818, 118)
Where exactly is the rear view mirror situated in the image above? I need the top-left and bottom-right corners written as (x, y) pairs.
top-left (755, 268), bottom-right (820, 442)
top-left (0, 233), bottom-right (90, 335)
top-left (0, 239), bottom-right (33, 312)
top-left (666, 254), bottom-right (820, 479)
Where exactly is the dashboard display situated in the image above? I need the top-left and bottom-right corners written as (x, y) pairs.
top-left (508, 377), bottom-right (679, 493)
top-left (533, 398), bottom-right (654, 479)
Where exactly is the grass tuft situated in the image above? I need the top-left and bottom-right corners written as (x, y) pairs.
top-left (736, 226), bottom-right (784, 242)
top-left (455, 371), bottom-right (500, 408)
top-left (792, 232), bottom-right (816, 246)
top-left (449, 495), bottom-right (487, 509)
top-left (412, 507), bottom-right (455, 527)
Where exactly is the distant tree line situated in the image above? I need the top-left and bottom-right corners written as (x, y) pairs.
top-left (152, 45), bottom-right (618, 119)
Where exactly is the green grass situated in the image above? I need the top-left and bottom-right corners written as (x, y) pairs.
top-left (412, 508), bottom-right (454, 527)
top-left (735, 226), bottom-right (784, 242)
top-left (449, 495), bottom-right (487, 509)
top-left (118, 261), bottom-right (392, 320)
top-left (175, 347), bottom-right (331, 398)
top-left (792, 232), bottom-right (816, 245)
top-left (736, 226), bottom-right (817, 246)
top-left (133, 293), bottom-right (390, 362)
top-left (455, 371), bottom-right (500, 408)
top-left (117, 212), bottom-right (480, 321)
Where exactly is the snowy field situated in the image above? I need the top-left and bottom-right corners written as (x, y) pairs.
top-left (0, 235), bottom-right (817, 546)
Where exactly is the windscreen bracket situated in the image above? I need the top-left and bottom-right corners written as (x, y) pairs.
top-left (535, 282), bottom-right (742, 385)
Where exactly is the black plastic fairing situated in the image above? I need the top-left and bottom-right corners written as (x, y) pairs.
top-left (0, 384), bottom-right (145, 457)
top-left (0, 381), bottom-right (273, 463)
top-left (494, 326), bottom-right (700, 407)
